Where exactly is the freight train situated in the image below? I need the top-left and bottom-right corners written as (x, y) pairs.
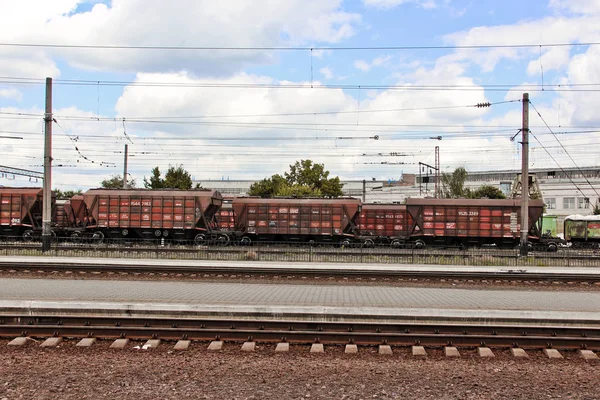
top-left (1, 186), bottom-right (571, 250)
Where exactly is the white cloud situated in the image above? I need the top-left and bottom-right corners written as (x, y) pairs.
top-left (0, 0), bottom-right (361, 76)
top-left (549, 0), bottom-right (600, 15)
top-left (0, 88), bottom-right (23, 101)
top-left (354, 55), bottom-right (392, 72)
top-left (320, 67), bottom-right (334, 79)
top-left (354, 60), bottom-right (371, 72)
top-left (443, 15), bottom-right (600, 72)
top-left (526, 47), bottom-right (571, 76)
top-left (362, 0), bottom-right (436, 9)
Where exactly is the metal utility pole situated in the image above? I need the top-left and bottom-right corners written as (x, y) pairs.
top-left (434, 146), bottom-right (440, 198)
top-left (122, 144), bottom-right (128, 188)
top-left (520, 93), bottom-right (529, 256)
top-left (362, 179), bottom-right (366, 202)
top-left (41, 77), bottom-right (53, 252)
top-left (418, 161), bottom-right (438, 197)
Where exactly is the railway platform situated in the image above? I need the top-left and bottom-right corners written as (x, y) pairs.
top-left (1, 277), bottom-right (599, 325)
top-left (2, 255), bottom-right (600, 279)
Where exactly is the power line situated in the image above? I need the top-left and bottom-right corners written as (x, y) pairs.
top-left (529, 131), bottom-right (591, 199)
top-left (529, 101), bottom-right (600, 199)
top-left (1, 41), bottom-right (599, 51)
top-left (2, 77), bottom-right (600, 92)
top-left (52, 119), bottom-right (116, 167)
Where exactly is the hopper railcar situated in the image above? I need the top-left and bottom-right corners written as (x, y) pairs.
top-left (81, 188), bottom-right (225, 243)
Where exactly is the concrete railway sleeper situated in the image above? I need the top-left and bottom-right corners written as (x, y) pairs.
top-left (1, 316), bottom-right (600, 350)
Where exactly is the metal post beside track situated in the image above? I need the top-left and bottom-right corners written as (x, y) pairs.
top-left (41, 77), bottom-right (53, 253)
top-left (520, 93), bottom-right (530, 256)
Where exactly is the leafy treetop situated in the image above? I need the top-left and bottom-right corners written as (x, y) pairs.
top-left (248, 160), bottom-right (343, 198)
top-left (440, 167), bottom-right (505, 199)
top-left (53, 189), bottom-right (83, 200)
top-left (100, 174), bottom-right (136, 189)
top-left (143, 165), bottom-right (201, 190)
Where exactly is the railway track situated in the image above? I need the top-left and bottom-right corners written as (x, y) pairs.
top-left (2, 258), bottom-right (600, 282)
top-left (2, 314), bottom-right (600, 350)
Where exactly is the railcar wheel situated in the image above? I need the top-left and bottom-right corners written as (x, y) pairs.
top-left (216, 234), bottom-right (230, 246)
top-left (390, 239), bottom-right (401, 248)
top-left (363, 238), bottom-right (375, 248)
top-left (22, 230), bottom-right (34, 242)
top-left (154, 230), bottom-right (162, 237)
top-left (240, 236), bottom-right (252, 246)
top-left (414, 239), bottom-right (426, 249)
top-left (121, 229), bottom-right (129, 237)
top-left (194, 234), bottom-right (206, 246)
top-left (92, 231), bottom-right (104, 244)
top-left (340, 238), bottom-right (351, 248)
top-left (547, 242), bottom-right (558, 252)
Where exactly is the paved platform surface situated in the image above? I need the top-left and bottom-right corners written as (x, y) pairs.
top-left (1, 255), bottom-right (600, 276)
top-left (1, 278), bottom-right (599, 323)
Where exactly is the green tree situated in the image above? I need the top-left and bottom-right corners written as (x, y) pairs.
top-left (144, 165), bottom-right (198, 190)
top-left (100, 174), bottom-right (136, 189)
top-left (143, 167), bottom-right (164, 189)
top-left (593, 204), bottom-right (600, 215)
top-left (247, 174), bottom-right (288, 198)
top-left (469, 185), bottom-right (506, 199)
top-left (440, 167), bottom-right (470, 198)
top-left (248, 160), bottom-right (343, 198)
top-left (53, 189), bottom-right (83, 199)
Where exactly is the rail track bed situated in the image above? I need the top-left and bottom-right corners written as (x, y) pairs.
top-left (3, 256), bottom-right (600, 284)
top-left (2, 340), bottom-right (599, 400)
top-left (3, 314), bottom-right (600, 352)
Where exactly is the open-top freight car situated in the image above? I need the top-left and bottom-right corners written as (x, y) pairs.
top-left (82, 188), bottom-right (224, 243)
top-left (356, 203), bottom-right (413, 247)
top-left (405, 197), bottom-right (556, 249)
top-left (230, 197), bottom-right (361, 245)
top-left (564, 215), bottom-right (600, 248)
top-left (0, 187), bottom-right (54, 240)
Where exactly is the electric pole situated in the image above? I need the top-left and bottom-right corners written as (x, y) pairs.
top-left (520, 93), bottom-right (529, 256)
top-left (434, 146), bottom-right (440, 198)
top-left (41, 77), bottom-right (53, 252)
top-left (122, 144), bottom-right (128, 188)
top-left (362, 179), bottom-right (366, 202)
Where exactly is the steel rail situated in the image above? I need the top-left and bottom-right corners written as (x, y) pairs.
top-left (1, 259), bottom-right (599, 282)
top-left (1, 315), bottom-right (599, 349)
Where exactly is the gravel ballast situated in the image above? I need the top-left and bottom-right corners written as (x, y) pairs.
top-left (1, 340), bottom-right (598, 399)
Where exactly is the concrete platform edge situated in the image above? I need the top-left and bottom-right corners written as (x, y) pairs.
top-left (0, 300), bottom-right (598, 326)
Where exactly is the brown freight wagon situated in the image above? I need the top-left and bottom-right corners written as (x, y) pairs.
top-left (0, 187), bottom-right (53, 239)
top-left (216, 197), bottom-right (236, 230)
top-left (52, 195), bottom-right (90, 237)
top-left (356, 204), bottom-right (413, 247)
top-left (231, 197), bottom-right (361, 245)
top-left (82, 189), bottom-right (223, 243)
top-left (406, 198), bottom-right (545, 248)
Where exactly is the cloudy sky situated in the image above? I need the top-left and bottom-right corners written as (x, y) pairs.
top-left (1, 0), bottom-right (599, 189)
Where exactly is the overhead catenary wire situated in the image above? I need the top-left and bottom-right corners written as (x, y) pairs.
top-left (1, 41), bottom-right (600, 51)
top-left (52, 119), bottom-right (116, 167)
top-left (528, 131), bottom-right (591, 199)
top-left (529, 101), bottom-right (600, 199)
top-left (1, 77), bottom-right (600, 92)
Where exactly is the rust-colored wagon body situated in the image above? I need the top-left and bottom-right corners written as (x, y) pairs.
top-left (356, 204), bottom-right (413, 245)
top-left (0, 187), bottom-right (49, 237)
top-left (231, 197), bottom-right (361, 244)
top-left (82, 189), bottom-right (222, 240)
top-left (406, 198), bottom-right (544, 246)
